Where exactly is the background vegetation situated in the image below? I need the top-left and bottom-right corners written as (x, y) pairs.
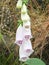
top-left (0, 0), bottom-right (49, 65)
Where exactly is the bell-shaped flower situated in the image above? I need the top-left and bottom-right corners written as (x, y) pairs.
top-left (19, 45), bottom-right (29, 62)
top-left (23, 39), bottom-right (34, 56)
top-left (23, 27), bottom-right (32, 40)
top-left (21, 4), bottom-right (27, 14)
top-left (16, 0), bottom-right (22, 9)
top-left (21, 13), bottom-right (30, 22)
top-left (23, 20), bottom-right (31, 29)
top-left (15, 24), bottom-right (24, 46)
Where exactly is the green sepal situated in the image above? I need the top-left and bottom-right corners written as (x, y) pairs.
top-left (22, 0), bottom-right (29, 4)
top-left (17, 20), bottom-right (23, 27)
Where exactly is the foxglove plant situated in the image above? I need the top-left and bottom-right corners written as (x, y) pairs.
top-left (15, 0), bottom-right (34, 62)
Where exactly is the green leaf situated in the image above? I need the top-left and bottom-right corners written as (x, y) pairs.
top-left (4, 52), bottom-right (14, 65)
top-left (13, 57), bottom-right (19, 65)
top-left (25, 58), bottom-right (46, 65)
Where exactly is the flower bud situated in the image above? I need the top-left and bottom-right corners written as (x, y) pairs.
top-left (21, 4), bottom-right (27, 14)
top-left (16, 0), bottom-right (22, 9)
top-left (21, 13), bottom-right (30, 21)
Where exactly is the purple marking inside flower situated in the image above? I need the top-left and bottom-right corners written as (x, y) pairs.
top-left (25, 35), bottom-right (30, 39)
top-left (26, 49), bottom-right (31, 53)
top-left (21, 57), bottom-right (27, 60)
top-left (17, 40), bottom-right (23, 44)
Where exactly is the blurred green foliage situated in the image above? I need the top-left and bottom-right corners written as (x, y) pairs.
top-left (0, 33), bottom-right (3, 40)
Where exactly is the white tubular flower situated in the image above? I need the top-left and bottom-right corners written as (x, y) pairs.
top-left (23, 39), bottom-right (34, 56)
top-left (21, 13), bottom-right (30, 22)
top-left (21, 4), bottom-right (27, 14)
top-left (15, 24), bottom-right (24, 46)
top-left (23, 27), bottom-right (32, 40)
top-left (19, 45), bottom-right (29, 62)
top-left (16, 0), bottom-right (22, 9)
top-left (23, 20), bottom-right (31, 29)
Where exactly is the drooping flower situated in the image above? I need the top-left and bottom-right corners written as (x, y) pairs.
top-left (21, 4), bottom-right (27, 14)
top-left (16, 0), bottom-right (22, 9)
top-left (19, 45), bottom-right (29, 62)
top-left (23, 20), bottom-right (31, 29)
top-left (23, 39), bottom-right (34, 56)
top-left (15, 24), bottom-right (24, 46)
top-left (21, 13), bottom-right (30, 22)
top-left (23, 26), bottom-right (32, 40)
